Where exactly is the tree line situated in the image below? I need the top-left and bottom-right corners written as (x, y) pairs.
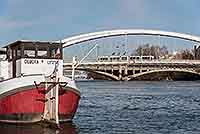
top-left (134, 44), bottom-right (194, 60)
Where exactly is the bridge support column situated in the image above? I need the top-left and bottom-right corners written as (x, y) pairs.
top-left (123, 65), bottom-right (128, 81)
top-left (140, 69), bottom-right (142, 73)
top-left (111, 65), bottom-right (114, 75)
top-left (125, 66), bottom-right (128, 76)
top-left (119, 65), bottom-right (122, 80)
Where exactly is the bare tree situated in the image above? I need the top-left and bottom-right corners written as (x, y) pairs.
top-left (135, 44), bottom-right (169, 59)
top-left (181, 49), bottom-right (194, 60)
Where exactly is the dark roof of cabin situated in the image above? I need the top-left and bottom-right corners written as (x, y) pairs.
top-left (3, 40), bottom-right (63, 48)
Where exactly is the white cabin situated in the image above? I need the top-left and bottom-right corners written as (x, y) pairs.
top-left (0, 40), bottom-right (63, 81)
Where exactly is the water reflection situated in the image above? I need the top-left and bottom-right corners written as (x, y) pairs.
top-left (0, 122), bottom-right (79, 134)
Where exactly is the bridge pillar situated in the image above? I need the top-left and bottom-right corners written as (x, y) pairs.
top-left (123, 65), bottom-right (128, 80)
top-left (125, 65), bottom-right (128, 76)
top-left (119, 65), bottom-right (122, 80)
top-left (111, 65), bottom-right (114, 75)
top-left (139, 68), bottom-right (142, 73)
top-left (133, 69), bottom-right (135, 75)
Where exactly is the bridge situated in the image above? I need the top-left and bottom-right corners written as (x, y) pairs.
top-left (63, 60), bottom-right (200, 81)
top-left (61, 29), bottom-right (200, 81)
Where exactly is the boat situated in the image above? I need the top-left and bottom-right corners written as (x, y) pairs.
top-left (0, 40), bottom-right (80, 126)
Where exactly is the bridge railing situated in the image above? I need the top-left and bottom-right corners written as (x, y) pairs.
top-left (63, 59), bottom-right (200, 67)
top-left (133, 59), bottom-right (200, 64)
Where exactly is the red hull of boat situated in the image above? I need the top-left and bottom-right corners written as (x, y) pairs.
top-left (0, 87), bottom-right (80, 123)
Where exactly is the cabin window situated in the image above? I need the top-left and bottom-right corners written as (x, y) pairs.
top-left (9, 49), bottom-right (12, 60)
top-left (24, 50), bottom-right (35, 57)
top-left (17, 49), bottom-right (21, 58)
top-left (50, 49), bottom-right (56, 58)
top-left (49, 48), bottom-right (62, 58)
top-left (13, 49), bottom-right (17, 59)
top-left (38, 50), bottom-right (47, 57)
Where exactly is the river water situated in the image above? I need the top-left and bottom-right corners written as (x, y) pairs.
top-left (1, 81), bottom-right (200, 134)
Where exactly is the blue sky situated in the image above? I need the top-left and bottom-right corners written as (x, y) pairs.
top-left (0, 0), bottom-right (200, 47)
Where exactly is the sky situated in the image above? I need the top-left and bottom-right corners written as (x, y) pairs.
top-left (0, 0), bottom-right (200, 47)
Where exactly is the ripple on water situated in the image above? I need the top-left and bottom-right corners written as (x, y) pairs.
top-left (74, 81), bottom-right (200, 134)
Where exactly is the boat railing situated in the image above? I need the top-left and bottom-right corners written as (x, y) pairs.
top-left (0, 73), bottom-right (45, 83)
top-left (20, 73), bottom-right (45, 77)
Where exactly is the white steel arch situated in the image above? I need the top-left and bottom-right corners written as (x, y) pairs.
top-left (61, 29), bottom-right (200, 48)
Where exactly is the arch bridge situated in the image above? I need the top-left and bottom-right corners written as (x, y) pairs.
top-left (61, 29), bottom-right (200, 81)
top-left (63, 60), bottom-right (200, 81)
